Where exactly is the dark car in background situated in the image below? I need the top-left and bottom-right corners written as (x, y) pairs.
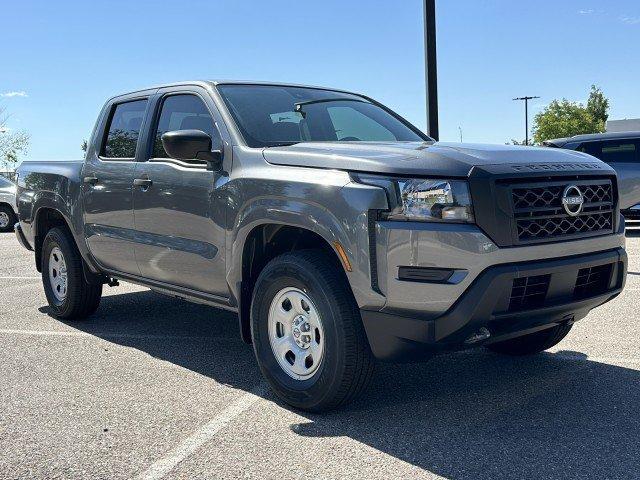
top-left (544, 132), bottom-right (640, 219)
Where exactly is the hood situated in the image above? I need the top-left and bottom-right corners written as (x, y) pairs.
top-left (262, 141), bottom-right (606, 177)
top-left (0, 184), bottom-right (16, 195)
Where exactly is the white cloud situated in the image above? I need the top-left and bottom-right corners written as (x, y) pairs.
top-left (0, 91), bottom-right (28, 98)
top-left (578, 9), bottom-right (594, 15)
top-left (620, 15), bottom-right (640, 25)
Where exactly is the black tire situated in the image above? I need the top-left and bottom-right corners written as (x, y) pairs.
top-left (250, 249), bottom-right (375, 412)
top-left (486, 323), bottom-right (573, 356)
top-left (0, 204), bottom-right (17, 233)
top-left (41, 227), bottom-right (102, 319)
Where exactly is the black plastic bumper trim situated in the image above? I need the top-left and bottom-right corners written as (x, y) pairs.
top-left (361, 248), bottom-right (626, 362)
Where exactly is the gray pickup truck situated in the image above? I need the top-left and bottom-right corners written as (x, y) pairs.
top-left (15, 81), bottom-right (627, 411)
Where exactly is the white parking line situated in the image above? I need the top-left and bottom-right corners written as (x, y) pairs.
top-left (135, 383), bottom-right (268, 480)
top-left (0, 276), bottom-right (40, 279)
top-left (0, 329), bottom-right (233, 342)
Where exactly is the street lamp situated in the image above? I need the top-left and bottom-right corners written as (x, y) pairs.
top-left (513, 96), bottom-right (540, 145)
top-left (423, 0), bottom-right (439, 140)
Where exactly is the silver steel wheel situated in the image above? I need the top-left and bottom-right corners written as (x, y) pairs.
top-left (48, 246), bottom-right (68, 302)
top-left (0, 211), bottom-right (9, 229)
top-left (268, 287), bottom-right (325, 380)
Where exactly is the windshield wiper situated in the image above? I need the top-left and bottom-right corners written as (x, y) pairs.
top-left (294, 98), bottom-right (368, 117)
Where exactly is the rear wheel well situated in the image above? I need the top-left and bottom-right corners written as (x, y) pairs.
top-left (239, 224), bottom-right (346, 343)
top-left (34, 208), bottom-right (70, 272)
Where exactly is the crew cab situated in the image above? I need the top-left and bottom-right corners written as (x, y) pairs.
top-left (15, 81), bottom-right (627, 411)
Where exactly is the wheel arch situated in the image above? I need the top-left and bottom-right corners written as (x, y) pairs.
top-left (32, 206), bottom-right (102, 284)
top-left (235, 220), bottom-right (354, 344)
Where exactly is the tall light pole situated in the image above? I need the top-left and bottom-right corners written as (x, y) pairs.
top-left (424, 0), bottom-right (439, 140)
top-left (513, 95), bottom-right (540, 145)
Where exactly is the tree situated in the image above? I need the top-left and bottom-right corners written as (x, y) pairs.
top-left (0, 106), bottom-right (30, 172)
top-left (532, 85), bottom-right (609, 144)
top-left (586, 85), bottom-right (609, 130)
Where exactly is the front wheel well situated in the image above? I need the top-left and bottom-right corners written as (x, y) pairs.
top-left (239, 224), bottom-right (348, 343)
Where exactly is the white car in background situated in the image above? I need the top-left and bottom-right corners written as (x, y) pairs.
top-left (0, 176), bottom-right (18, 232)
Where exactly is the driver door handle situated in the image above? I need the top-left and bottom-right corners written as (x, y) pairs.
top-left (83, 176), bottom-right (99, 185)
top-left (133, 178), bottom-right (153, 189)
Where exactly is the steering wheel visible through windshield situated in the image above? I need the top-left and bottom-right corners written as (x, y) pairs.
top-left (217, 84), bottom-right (428, 148)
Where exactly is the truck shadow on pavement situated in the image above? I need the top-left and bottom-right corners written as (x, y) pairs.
top-left (46, 289), bottom-right (640, 480)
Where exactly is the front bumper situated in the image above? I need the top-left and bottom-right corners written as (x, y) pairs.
top-left (362, 245), bottom-right (627, 362)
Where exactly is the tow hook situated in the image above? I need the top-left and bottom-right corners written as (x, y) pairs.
top-left (464, 327), bottom-right (491, 345)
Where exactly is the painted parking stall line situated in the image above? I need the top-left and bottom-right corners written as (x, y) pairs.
top-left (135, 383), bottom-right (268, 480)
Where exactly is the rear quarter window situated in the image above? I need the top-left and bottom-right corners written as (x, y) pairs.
top-left (580, 140), bottom-right (639, 163)
top-left (101, 99), bottom-right (148, 158)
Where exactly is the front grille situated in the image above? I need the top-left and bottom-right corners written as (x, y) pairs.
top-left (511, 180), bottom-right (614, 243)
top-left (509, 274), bottom-right (551, 312)
top-left (574, 264), bottom-right (613, 300)
top-left (517, 213), bottom-right (612, 241)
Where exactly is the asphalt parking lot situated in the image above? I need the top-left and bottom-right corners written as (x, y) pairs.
top-left (1, 228), bottom-right (639, 480)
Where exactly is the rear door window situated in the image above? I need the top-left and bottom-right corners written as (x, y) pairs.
top-left (101, 99), bottom-right (148, 159)
top-left (580, 140), bottom-right (639, 163)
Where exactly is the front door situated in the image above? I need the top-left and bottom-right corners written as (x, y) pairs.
top-left (82, 97), bottom-right (150, 275)
top-left (132, 90), bottom-right (229, 297)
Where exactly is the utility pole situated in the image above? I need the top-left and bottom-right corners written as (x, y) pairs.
top-left (513, 95), bottom-right (540, 145)
top-left (424, 0), bottom-right (439, 140)
top-left (458, 126), bottom-right (463, 142)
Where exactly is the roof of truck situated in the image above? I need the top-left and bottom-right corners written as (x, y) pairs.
top-left (544, 131), bottom-right (640, 147)
top-left (110, 80), bottom-right (362, 99)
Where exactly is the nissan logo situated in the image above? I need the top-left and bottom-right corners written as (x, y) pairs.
top-left (562, 185), bottom-right (584, 216)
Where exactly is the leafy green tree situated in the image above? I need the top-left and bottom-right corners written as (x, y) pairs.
top-left (532, 85), bottom-right (609, 144)
top-left (586, 85), bottom-right (609, 130)
top-left (0, 106), bottom-right (30, 172)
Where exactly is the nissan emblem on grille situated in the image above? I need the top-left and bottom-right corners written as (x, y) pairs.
top-left (561, 185), bottom-right (584, 216)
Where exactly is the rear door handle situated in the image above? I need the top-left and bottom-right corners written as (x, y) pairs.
top-left (133, 178), bottom-right (153, 189)
top-left (83, 176), bottom-right (99, 185)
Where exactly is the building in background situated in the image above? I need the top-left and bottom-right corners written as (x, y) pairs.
top-left (607, 118), bottom-right (640, 133)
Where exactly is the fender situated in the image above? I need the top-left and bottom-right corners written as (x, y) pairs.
top-left (227, 181), bottom-right (388, 311)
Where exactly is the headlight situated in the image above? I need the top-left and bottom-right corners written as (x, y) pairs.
top-left (355, 175), bottom-right (474, 223)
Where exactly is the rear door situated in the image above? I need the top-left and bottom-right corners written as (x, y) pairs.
top-left (82, 94), bottom-right (151, 274)
top-left (580, 139), bottom-right (640, 209)
top-left (131, 87), bottom-right (230, 297)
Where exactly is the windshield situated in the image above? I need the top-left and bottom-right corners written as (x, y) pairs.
top-left (217, 84), bottom-right (428, 148)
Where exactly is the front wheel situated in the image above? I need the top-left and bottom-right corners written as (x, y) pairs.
top-left (486, 323), bottom-right (573, 356)
top-left (251, 250), bottom-right (375, 412)
top-left (42, 227), bottom-right (102, 319)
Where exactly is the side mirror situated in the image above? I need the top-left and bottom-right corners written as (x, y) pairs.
top-left (161, 129), bottom-right (223, 170)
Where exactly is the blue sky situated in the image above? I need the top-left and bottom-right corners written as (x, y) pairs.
top-left (2, 0), bottom-right (640, 161)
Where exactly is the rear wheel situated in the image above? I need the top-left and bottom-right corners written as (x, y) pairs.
top-left (251, 250), bottom-right (375, 412)
top-left (42, 227), bottom-right (102, 319)
top-left (0, 204), bottom-right (17, 233)
top-left (486, 323), bottom-right (573, 356)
